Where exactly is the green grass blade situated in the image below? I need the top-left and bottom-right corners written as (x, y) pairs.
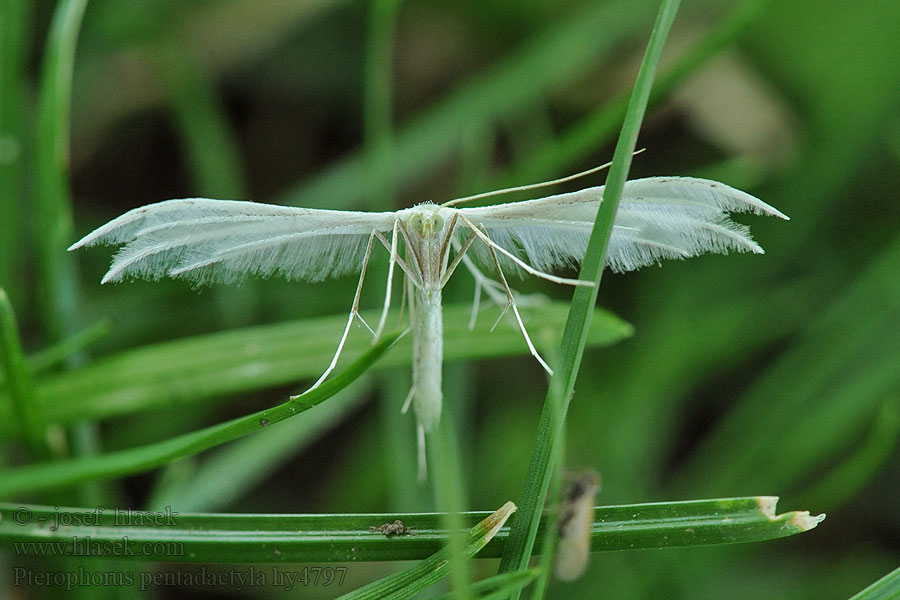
top-left (154, 44), bottom-right (246, 200)
top-left (363, 0), bottom-right (400, 209)
top-left (145, 379), bottom-right (371, 512)
top-left (498, 0), bottom-right (682, 585)
top-left (847, 566), bottom-right (900, 600)
top-left (0, 302), bottom-right (630, 433)
top-left (429, 410), bottom-right (474, 599)
top-left (0, 496), bottom-right (821, 563)
top-left (0, 334), bottom-right (400, 496)
top-left (33, 0), bottom-right (89, 342)
top-left (336, 502), bottom-right (516, 600)
top-left (0, 290), bottom-right (45, 459)
top-left (0, 0), bottom-right (31, 303)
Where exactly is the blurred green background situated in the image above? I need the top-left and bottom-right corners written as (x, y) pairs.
top-left (2, 0), bottom-right (899, 598)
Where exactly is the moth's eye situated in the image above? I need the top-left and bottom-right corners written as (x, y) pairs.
top-left (433, 214), bottom-right (444, 231)
top-left (409, 214), bottom-right (425, 237)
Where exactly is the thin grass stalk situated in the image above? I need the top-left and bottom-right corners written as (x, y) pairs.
top-left (0, 290), bottom-right (46, 459)
top-left (430, 409), bottom-right (474, 599)
top-left (33, 0), bottom-right (89, 343)
top-left (497, 0), bottom-right (682, 591)
top-left (364, 0), bottom-right (401, 209)
top-left (848, 565), bottom-right (900, 600)
top-left (0, 0), bottom-right (31, 304)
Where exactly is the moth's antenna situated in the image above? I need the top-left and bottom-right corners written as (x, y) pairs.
top-left (442, 148), bottom-right (646, 207)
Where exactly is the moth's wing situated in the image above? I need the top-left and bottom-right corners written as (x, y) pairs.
top-left (69, 198), bottom-right (399, 284)
top-left (457, 177), bottom-right (788, 274)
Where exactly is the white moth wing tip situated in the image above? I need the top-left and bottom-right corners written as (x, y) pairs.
top-left (638, 176), bottom-right (789, 220)
top-left (99, 272), bottom-right (122, 285)
top-left (68, 228), bottom-right (108, 251)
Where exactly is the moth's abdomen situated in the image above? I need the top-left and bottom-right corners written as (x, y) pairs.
top-left (412, 289), bottom-right (443, 432)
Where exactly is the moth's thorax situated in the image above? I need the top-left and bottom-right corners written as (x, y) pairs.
top-left (404, 203), bottom-right (454, 240)
top-left (402, 204), bottom-right (456, 289)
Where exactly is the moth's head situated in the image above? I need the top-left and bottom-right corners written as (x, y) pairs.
top-left (407, 205), bottom-right (445, 239)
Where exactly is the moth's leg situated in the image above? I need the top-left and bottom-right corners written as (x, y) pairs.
top-left (438, 213), bottom-right (458, 275)
top-left (468, 274), bottom-right (482, 331)
top-left (481, 226), bottom-right (554, 376)
top-left (397, 219), bottom-right (426, 286)
top-left (460, 253), bottom-right (508, 305)
top-left (373, 219), bottom-right (401, 340)
top-left (305, 230), bottom-right (378, 392)
top-left (401, 386), bottom-right (415, 414)
top-left (457, 213), bottom-right (592, 287)
top-left (454, 251), bottom-right (507, 330)
top-left (440, 228), bottom-right (478, 286)
top-left (375, 229), bottom-right (420, 288)
top-left (401, 275), bottom-right (417, 414)
top-left (397, 270), bottom-right (409, 323)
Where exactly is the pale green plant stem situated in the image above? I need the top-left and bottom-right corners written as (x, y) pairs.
top-left (497, 1), bottom-right (682, 594)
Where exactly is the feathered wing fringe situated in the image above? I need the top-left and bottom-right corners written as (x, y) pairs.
top-left (69, 198), bottom-right (398, 284)
top-left (72, 177), bottom-right (786, 286)
top-left (458, 176), bottom-right (788, 275)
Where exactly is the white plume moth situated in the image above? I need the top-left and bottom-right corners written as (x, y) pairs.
top-left (555, 471), bottom-right (600, 581)
top-left (69, 168), bottom-right (787, 476)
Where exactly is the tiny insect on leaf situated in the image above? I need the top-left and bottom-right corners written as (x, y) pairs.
top-left (555, 471), bottom-right (600, 581)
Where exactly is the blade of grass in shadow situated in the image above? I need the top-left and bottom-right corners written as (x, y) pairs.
top-left (26, 320), bottom-right (111, 374)
top-left (430, 409), bottom-right (473, 599)
top-left (0, 302), bottom-right (631, 433)
top-left (336, 502), bottom-right (516, 600)
top-left (32, 0), bottom-right (109, 514)
top-left (848, 566), bottom-right (900, 600)
top-left (497, 0), bottom-right (682, 586)
top-left (363, 0), bottom-right (399, 209)
top-left (0, 496), bottom-right (822, 563)
top-left (153, 38), bottom-right (262, 329)
top-left (153, 45), bottom-right (246, 199)
top-left (33, 0), bottom-right (88, 343)
top-left (0, 290), bottom-right (47, 460)
top-left (499, 0), bottom-right (767, 189)
top-left (0, 0), bottom-right (31, 303)
top-left (0, 333), bottom-right (400, 497)
top-left (674, 233), bottom-right (900, 495)
top-left (795, 397), bottom-right (900, 511)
